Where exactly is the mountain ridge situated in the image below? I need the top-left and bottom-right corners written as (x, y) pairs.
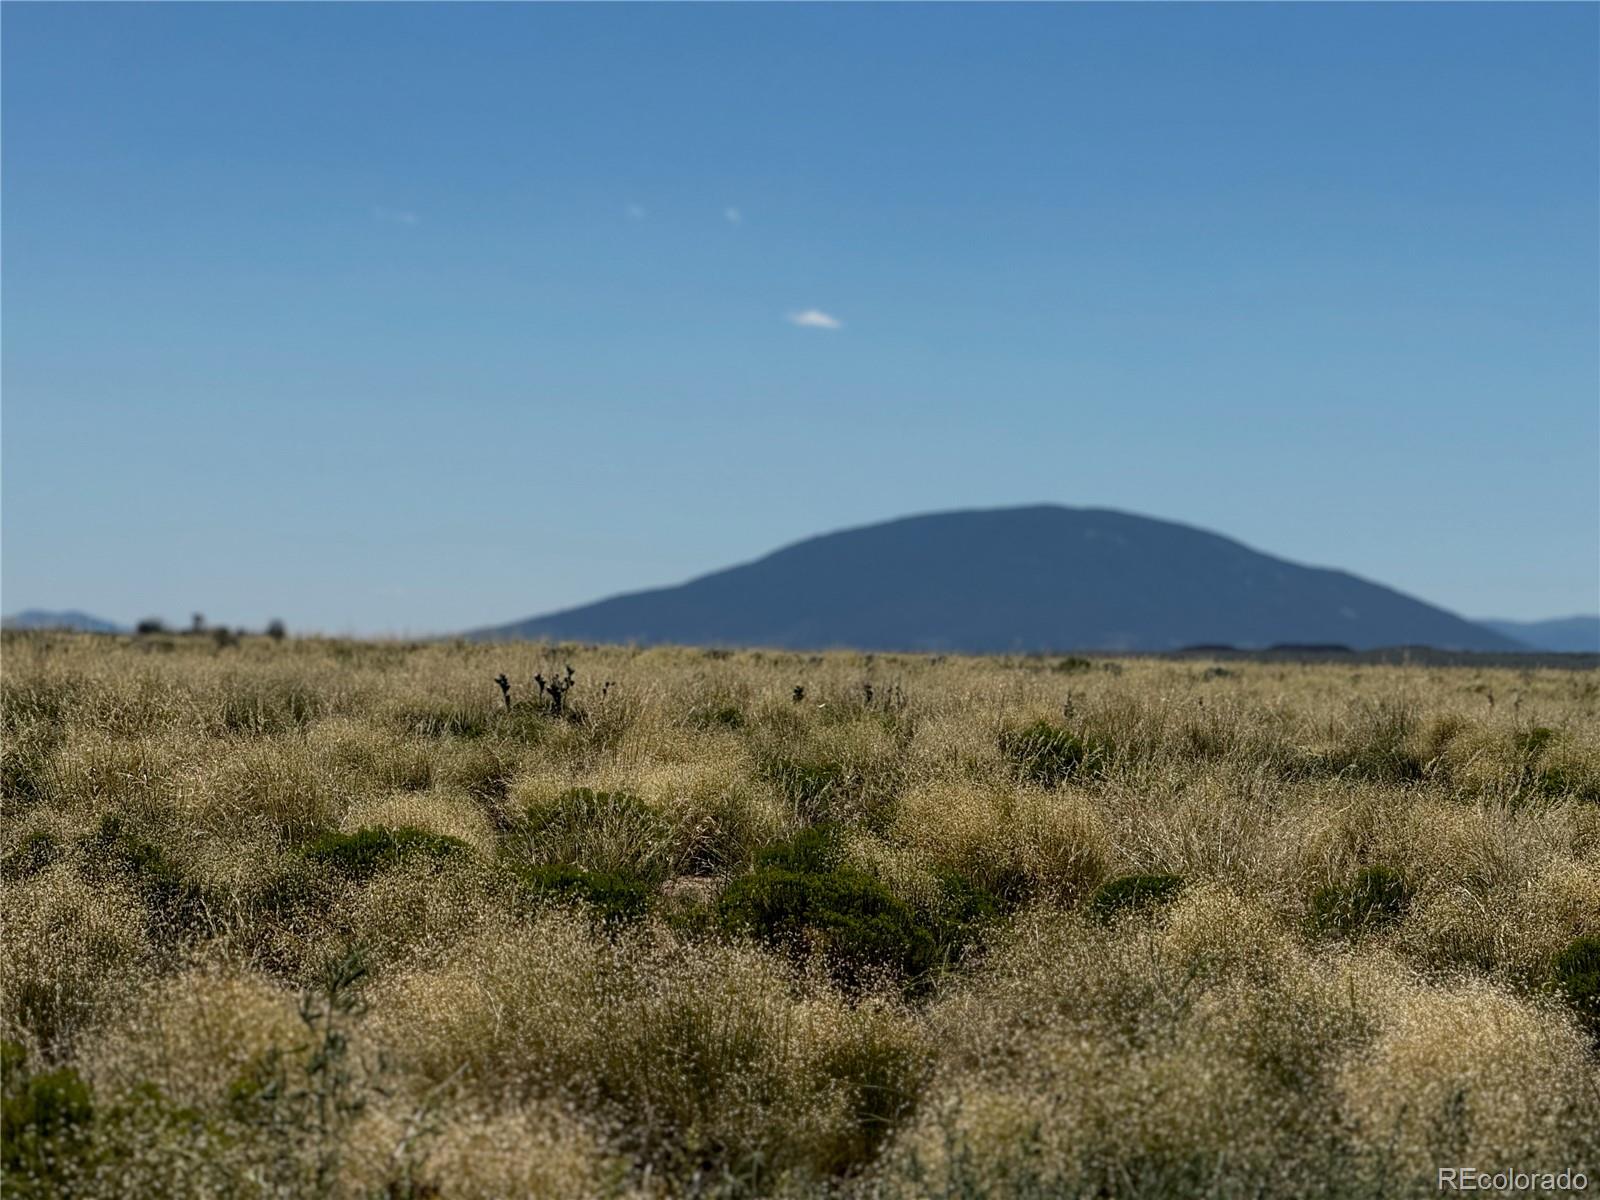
top-left (470, 505), bottom-right (1523, 653)
top-left (2, 609), bottom-right (124, 633)
top-left (1476, 615), bottom-right (1600, 654)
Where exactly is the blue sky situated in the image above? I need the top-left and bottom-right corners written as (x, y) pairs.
top-left (3, 2), bottom-right (1596, 633)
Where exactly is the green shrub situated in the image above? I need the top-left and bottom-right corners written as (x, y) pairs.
top-left (719, 845), bottom-right (935, 989)
top-left (925, 870), bottom-right (1007, 964)
top-left (754, 823), bottom-right (845, 874)
top-left (761, 757), bottom-right (854, 820)
top-left (1, 1041), bottom-right (95, 1197)
top-left (3, 830), bottom-right (63, 878)
top-left (815, 1019), bottom-right (926, 1173)
top-left (302, 825), bottom-right (469, 880)
top-left (396, 704), bottom-right (495, 740)
top-left (1513, 726), bottom-right (1557, 759)
top-left (1550, 935), bottom-right (1600, 1041)
top-left (1327, 700), bottom-right (1424, 784)
top-left (82, 817), bottom-right (212, 941)
top-left (0, 731), bottom-right (57, 809)
top-left (515, 863), bottom-right (650, 925)
top-left (521, 788), bottom-right (672, 881)
top-left (1536, 764), bottom-right (1600, 803)
top-left (218, 679), bottom-right (323, 734)
top-left (1308, 865), bottom-right (1411, 937)
top-left (689, 701), bottom-right (746, 730)
top-left (999, 720), bottom-right (1103, 788)
top-left (1087, 873), bottom-right (1183, 923)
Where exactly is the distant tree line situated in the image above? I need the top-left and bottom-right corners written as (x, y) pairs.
top-left (134, 614), bottom-right (287, 642)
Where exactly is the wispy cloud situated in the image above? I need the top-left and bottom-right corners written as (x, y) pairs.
top-left (626, 203), bottom-right (647, 221)
top-left (787, 309), bottom-right (843, 331)
top-left (373, 206), bottom-right (419, 226)
top-left (724, 206), bottom-right (742, 224)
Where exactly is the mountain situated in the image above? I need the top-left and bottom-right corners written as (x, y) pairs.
top-left (1476, 616), bottom-right (1600, 654)
top-left (470, 505), bottom-right (1523, 653)
top-left (2, 609), bottom-right (124, 633)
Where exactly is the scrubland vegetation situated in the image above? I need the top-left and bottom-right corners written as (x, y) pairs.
top-left (2, 631), bottom-right (1597, 1197)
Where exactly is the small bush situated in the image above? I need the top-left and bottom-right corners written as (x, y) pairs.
top-left (761, 757), bottom-right (854, 820)
top-left (0, 732), bottom-right (57, 809)
top-left (1327, 700), bottom-right (1424, 783)
top-left (521, 788), bottom-right (672, 881)
top-left (218, 680), bottom-right (322, 734)
top-left (81, 817), bottom-right (212, 942)
top-left (719, 834), bottom-right (936, 989)
top-left (999, 720), bottom-right (1103, 788)
top-left (515, 863), bottom-right (650, 925)
top-left (1308, 865), bottom-right (1412, 937)
top-left (925, 870), bottom-right (1007, 964)
top-left (1, 1041), bottom-right (95, 1197)
top-left (688, 701), bottom-right (746, 730)
top-left (1536, 764), bottom-right (1600, 803)
top-left (754, 823), bottom-right (845, 874)
top-left (398, 704), bottom-right (495, 739)
top-left (1087, 873), bottom-right (1183, 923)
top-left (4, 830), bottom-right (63, 878)
top-left (1550, 935), bottom-right (1600, 1042)
top-left (1513, 726), bottom-right (1557, 759)
top-left (302, 825), bottom-right (469, 880)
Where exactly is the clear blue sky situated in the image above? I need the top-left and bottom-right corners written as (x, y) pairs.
top-left (4, 2), bottom-right (1596, 633)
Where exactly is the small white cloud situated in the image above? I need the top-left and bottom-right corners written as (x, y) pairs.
top-left (724, 206), bottom-right (742, 224)
top-left (626, 203), bottom-right (647, 221)
top-left (787, 309), bottom-right (843, 330)
top-left (373, 206), bottom-right (419, 226)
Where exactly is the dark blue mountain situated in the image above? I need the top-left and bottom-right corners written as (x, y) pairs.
top-left (2, 609), bottom-right (123, 633)
top-left (470, 506), bottom-right (1522, 653)
top-left (1477, 616), bottom-right (1599, 654)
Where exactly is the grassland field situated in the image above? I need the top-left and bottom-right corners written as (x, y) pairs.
top-left (2, 631), bottom-right (1597, 1198)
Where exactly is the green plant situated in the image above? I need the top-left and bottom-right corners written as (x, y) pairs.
top-left (226, 946), bottom-right (380, 1196)
top-left (999, 720), bottom-right (1102, 788)
top-left (1328, 700), bottom-right (1424, 784)
top-left (82, 816), bottom-right (212, 942)
top-left (301, 826), bottom-right (469, 880)
top-left (3, 830), bottom-right (63, 877)
top-left (689, 700), bottom-right (746, 730)
top-left (754, 823), bottom-right (845, 874)
top-left (1308, 866), bottom-right (1412, 937)
top-left (719, 834), bottom-right (936, 990)
top-left (515, 863), bottom-right (650, 925)
top-left (761, 757), bottom-right (854, 820)
top-left (1512, 726), bottom-right (1557, 759)
top-left (925, 870), bottom-right (1007, 964)
top-left (521, 788), bottom-right (672, 880)
top-left (1087, 873), bottom-right (1183, 923)
top-left (1550, 935), bottom-right (1600, 1042)
top-left (1, 1040), bottom-right (95, 1197)
top-left (0, 730), bottom-right (58, 809)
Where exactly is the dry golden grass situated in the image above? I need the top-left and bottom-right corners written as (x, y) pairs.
top-left (2, 631), bottom-right (1597, 1197)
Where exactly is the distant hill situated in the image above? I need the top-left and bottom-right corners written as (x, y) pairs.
top-left (2, 609), bottom-right (124, 633)
top-left (1477, 616), bottom-right (1600, 654)
top-left (470, 505), bottom-right (1523, 653)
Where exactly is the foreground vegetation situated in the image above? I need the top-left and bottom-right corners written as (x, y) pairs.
top-left (2, 631), bottom-right (1597, 1197)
